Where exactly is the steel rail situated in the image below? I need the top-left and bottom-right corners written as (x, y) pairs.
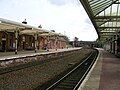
top-left (73, 50), bottom-right (98, 90)
top-left (45, 50), bottom-right (98, 90)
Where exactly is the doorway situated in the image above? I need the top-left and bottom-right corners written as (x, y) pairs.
top-left (2, 40), bottom-right (6, 52)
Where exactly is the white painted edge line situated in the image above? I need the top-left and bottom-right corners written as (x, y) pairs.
top-left (77, 50), bottom-right (100, 90)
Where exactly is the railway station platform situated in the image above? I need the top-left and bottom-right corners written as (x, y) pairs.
top-left (78, 48), bottom-right (120, 90)
top-left (0, 47), bottom-right (81, 61)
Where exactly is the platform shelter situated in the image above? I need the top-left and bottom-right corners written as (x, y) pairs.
top-left (0, 18), bottom-right (68, 54)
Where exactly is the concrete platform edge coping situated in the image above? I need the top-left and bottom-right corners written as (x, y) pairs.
top-left (0, 48), bottom-right (81, 61)
top-left (78, 50), bottom-right (100, 90)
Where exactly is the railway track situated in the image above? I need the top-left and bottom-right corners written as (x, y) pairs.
top-left (44, 49), bottom-right (98, 90)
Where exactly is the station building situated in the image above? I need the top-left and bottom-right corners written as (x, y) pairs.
top-left (0, 18), bottom-right (68, 53)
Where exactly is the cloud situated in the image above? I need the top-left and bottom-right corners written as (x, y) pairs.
top-left (0, 0), bottom-right (98, 41)
top-left (48, 0), bottom-right (79, 6)
top-left (48, 0), bottom-right (67, 6)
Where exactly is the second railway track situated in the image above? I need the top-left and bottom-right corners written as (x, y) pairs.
top-left (43, 49), bottom-right (98, 90)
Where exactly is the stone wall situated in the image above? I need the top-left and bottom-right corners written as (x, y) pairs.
top-left (0, 49), bottom-right (80, 69)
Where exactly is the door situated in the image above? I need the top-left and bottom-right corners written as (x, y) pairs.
top-left (2, 41), bottom-right (6, 52)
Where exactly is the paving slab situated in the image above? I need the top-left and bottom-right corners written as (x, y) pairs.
top-left (78, 48), bottom-right (120, 90)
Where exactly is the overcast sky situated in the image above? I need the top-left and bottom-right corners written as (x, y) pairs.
top-left (0, 0), bottom-right (98, 41)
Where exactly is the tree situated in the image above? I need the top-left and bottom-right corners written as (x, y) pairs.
top-left (74, 37), bottom-right (79, 47)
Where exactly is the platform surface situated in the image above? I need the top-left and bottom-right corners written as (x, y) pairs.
top-left (0, 47), bottom-right (81, 60)
top-left (78, 48), bottom-right (120, 90)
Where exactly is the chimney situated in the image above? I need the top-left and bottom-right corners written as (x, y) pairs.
top-left (22, 19), bottom-right (27, 24)
top-left (38, 25), bottom-right (42, 28)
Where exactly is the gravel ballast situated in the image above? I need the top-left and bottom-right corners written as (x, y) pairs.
top-left (0, 48), bottom-right (92, 90)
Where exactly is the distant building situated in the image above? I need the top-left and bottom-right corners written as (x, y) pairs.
top-left (69, 41), bottom-right (95, 48)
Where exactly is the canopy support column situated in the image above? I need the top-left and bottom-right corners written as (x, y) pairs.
top-left (47, 35), bottom-right (50, 51)
top-left (115, 34), bottom-right (118, 55)
top-left (55, 36), bottom-right (58, 51)
top-left (14, 28), bottom-right (19, 54)
top-left (34, 33), bottom-right (38, 53)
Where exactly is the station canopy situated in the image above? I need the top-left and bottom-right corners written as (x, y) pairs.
top-left (0, 18), bottom-right (66, 37)
top-left (0, 18), bottom-right (49, 35)
top-left (80, 0), bottom-right (120, 41)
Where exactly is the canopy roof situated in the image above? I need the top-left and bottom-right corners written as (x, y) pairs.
top-left (79, 0), bottom-right (120, 41)
top-left (40, 32), bottom-right (66, 37)
top-left (0, 18), bottom-right (50, 34)
top-left (0, 18), bottom-right (25, 31)
top-left (0, 18), bottom-right (64, 36)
